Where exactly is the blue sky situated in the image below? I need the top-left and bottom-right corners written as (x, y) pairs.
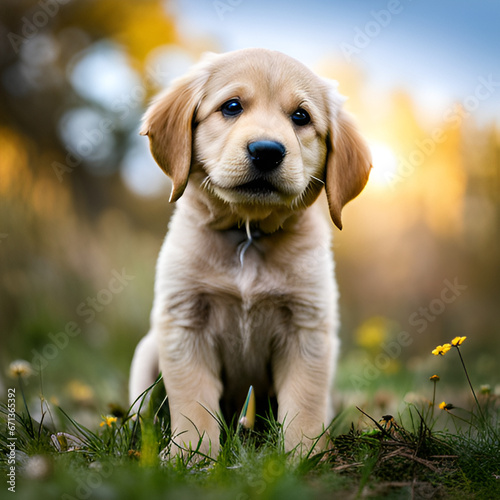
top-left (170, 0), bottom-right (500, 124)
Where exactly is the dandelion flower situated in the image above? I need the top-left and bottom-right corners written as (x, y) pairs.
top-left (439, 401), bottom-right (454, 411)
top-left (100, 415), bottom-right (117, 428)
top-left (429, 375), bottom-right (440, 382)
top-left (451, 336), bottom-right (467, 347)
top-left (432, 344), bottom-right (451, 356)
top-left (8, 360), bottom-right (33, 378)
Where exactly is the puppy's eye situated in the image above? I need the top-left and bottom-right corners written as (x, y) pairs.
top-left (291, 108), bottom-right (311, 126)
top-left (221, 99), bottom-right (243, 117)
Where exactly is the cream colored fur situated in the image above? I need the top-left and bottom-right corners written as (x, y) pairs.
top-left (129, 48), bottom-right (371, 458)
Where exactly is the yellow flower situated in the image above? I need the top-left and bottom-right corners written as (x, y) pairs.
top-left (8, 360), bottom-right (33, 378)
top-left (429, 375), bottom-right (440, 382)
top-left (100, 416), bottom-right (117, 428)
top-left (379, 414), bottom-right (398, 433)
top-left (65, 380), bottom-right (94, 405)
top-left (432, 344), bottom-right (451, 356)
top-left (439, 401), bottom-right (454, 411)
top-left (451, 336), bottom-right (467, 347)
top-left (355, 316), bottom-right (390, 350)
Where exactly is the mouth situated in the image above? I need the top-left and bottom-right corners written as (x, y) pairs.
top-left (233, 179), bottom-right (279, 196)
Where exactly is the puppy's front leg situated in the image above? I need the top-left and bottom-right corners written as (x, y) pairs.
top-left (273, 331), bottom-right (335, 455)
top-left (157, 326), bottom-right (222, 459)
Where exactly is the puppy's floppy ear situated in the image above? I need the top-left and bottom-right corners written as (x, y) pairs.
top-left (324, 86), bottom-right (372, 230)
top-left (140, 62), bottom-right (211, 202)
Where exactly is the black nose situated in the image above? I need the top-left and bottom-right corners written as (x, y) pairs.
top-left (247, 141), bottom-right (286, 172)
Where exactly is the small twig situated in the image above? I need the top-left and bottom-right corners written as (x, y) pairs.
top-left (397, 452), bottom-right (439, 472)
top-left (356, 407), bottom-right (386, 433)
top-left (379, 448), bottom-right (407, 462)
top-left (332, 462), bottom-right (363, 472)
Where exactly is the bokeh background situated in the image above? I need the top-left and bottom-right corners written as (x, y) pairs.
top-left (1, 0), bottom-right (499, 420)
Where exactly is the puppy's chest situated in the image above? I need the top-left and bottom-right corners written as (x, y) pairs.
top-left (164, 224), bottom-right (325, 354)
top-left (195, 273), bottom-right (294, 354)
top-left (182, 249), bottom-right (297, 358)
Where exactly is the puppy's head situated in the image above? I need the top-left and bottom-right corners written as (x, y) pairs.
top-left (141, 48), bottom-right (371, 229)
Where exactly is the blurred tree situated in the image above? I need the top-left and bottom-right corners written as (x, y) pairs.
top-left (0, 0), bottom-right (183, 364)
top-left (0, 0), bottom-right (177, 214)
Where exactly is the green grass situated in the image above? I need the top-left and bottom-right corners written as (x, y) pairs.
top-left (1, 370), bottom-right (499, 500)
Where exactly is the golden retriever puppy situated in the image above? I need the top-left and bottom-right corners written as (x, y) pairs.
top-left (129, 48), bottom-right (371, 458)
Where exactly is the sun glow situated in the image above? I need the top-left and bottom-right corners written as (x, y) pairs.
top-left (368, 141), bottom-right (399, 188)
